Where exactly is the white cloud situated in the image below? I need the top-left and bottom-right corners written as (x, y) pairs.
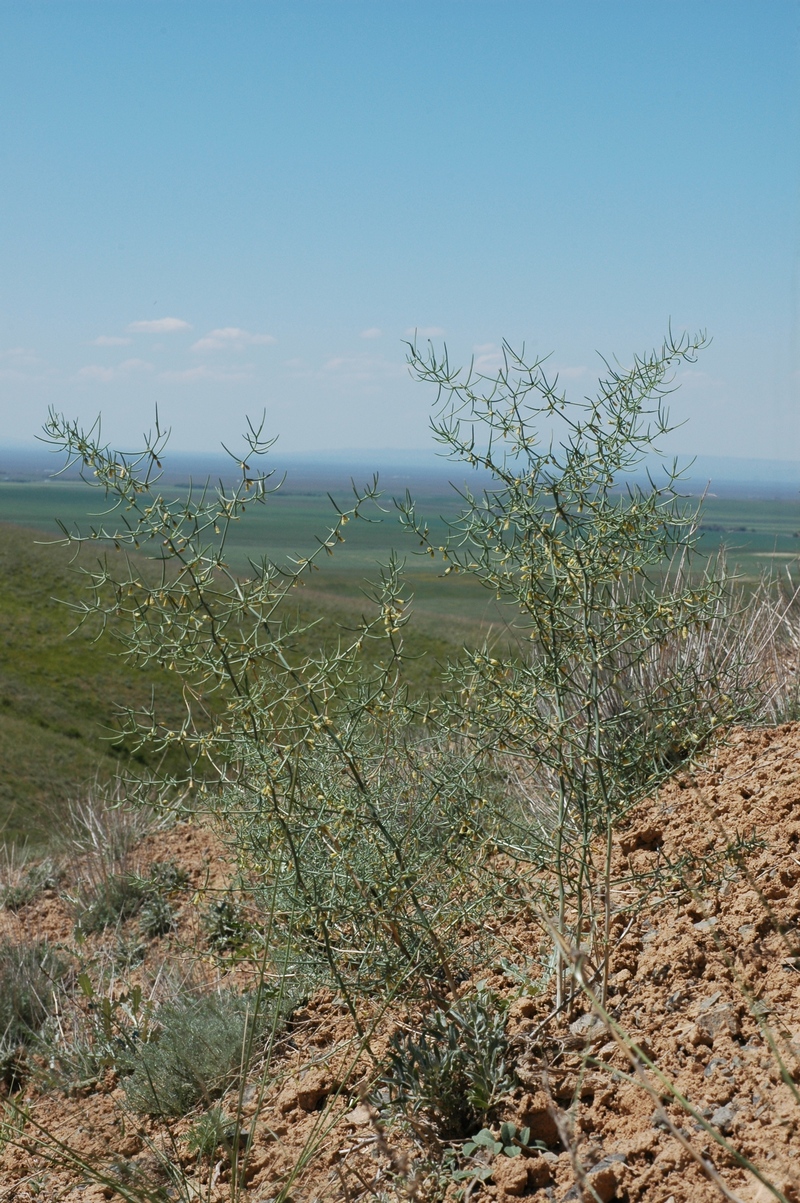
top-left (76, 358), bottom-right (154, 383)
top-left (128, 317), bottom-right (192, 334)
top-left (322, 354), bottom-right (406, 383)
top-left (77, 365), bottom-right (115, 382)
top-left (676, 369), bottom-right (724, 390)
top-left (160, 364), bottom-right (253, 383)
top-left (359, 327), bottom-right (383, 340)
top-left (404, 326), bottom-right (445, 338)
top-left (472, 344), bottom-right (504, 373)
top-left (191, 327), bottom-right (277, 353)
top-left (90, 335), bottom-right (132, 347)
top-left (0, 347), bottom-right (37, 365)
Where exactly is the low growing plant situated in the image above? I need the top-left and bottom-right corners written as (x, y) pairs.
top-left (0, 855), bottom-right (59, 912)
top-left (381, 987), bottom-right (514, 1139)
top-left (0, 940), bottom-right (64, 1087)
top-left (122, 989), bottom-right (266, 1117)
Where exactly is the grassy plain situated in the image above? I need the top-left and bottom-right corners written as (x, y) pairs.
top-left (0, 480), bottom-right (492, 840)
top-left (2, 477), bottom-right (799, 840)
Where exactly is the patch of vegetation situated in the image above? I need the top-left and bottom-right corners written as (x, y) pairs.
top-left (202, 895), bottom-right (257, 952)
top-left (31, 332), bottom-right (800, 1201)
top-left (0, 524), bottom-right (198, 843)
top-left (0, 856), bottom-right (59, 912)
top-left (185, 1106), bottom-right (244, 1159)
top-left (381, 988), bottom-right (514, 1139)
top-left (0, 939), bottom-right (64, 1087)
top-left (72, 859), bottom-right (186, 936)
top-left (122, 991), bottom-right (266, 1117)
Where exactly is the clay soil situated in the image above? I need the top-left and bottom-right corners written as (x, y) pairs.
top-left (2, 724), bottom-right (800, 1203)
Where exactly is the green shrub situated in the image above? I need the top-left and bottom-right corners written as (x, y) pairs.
top-left (73, 860), bottom-right (186, 936)
top-left (203, 895), bottom-right (255, 951)
top-left (0, 939), bottom-right (64, 1086)
top-left (44, 331), bottom-right (778, 1015)
top-left (185, 1106), bottom-right (244, 1159)
top-left (73, 871), bottom-right (151, 934)
top-left (138, 894), bottom-right (176, 940)
top-left (381, 987), bottom-right (514, 1139)
top-left (122, 991), bottom-right (265, 1116)
top-left (0, 857), bottom-right (59, 912)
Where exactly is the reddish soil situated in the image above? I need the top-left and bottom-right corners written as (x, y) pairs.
top-left (2, 724), bottom-right (800, 1203)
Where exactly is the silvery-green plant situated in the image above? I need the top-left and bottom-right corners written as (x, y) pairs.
top-left (400, 330), bottom-right (774, 1002)
top-left (42, 412), bottom-right (497, 1008)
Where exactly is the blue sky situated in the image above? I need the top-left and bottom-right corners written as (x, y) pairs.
top-left (1, 1), bottom-right (799, 459)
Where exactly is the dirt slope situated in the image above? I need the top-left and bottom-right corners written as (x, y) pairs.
top-left (2, 724), bottom-right (800, 1202)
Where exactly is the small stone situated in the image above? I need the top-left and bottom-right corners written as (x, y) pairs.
top-left (588, 1165), bottom-right (619, 1203)
top-left (296, 1068), bottom-right (331, 1111)
top-left (518, 1090), bottom-right (560, 1145)
top-left (696, 1004), bottom-right (740, 1043)
top-left (509, 996), bottom-right (537, 1020)
top-left (568, 1012), bottom-right (606, 1046)
top-left (276, 1067), bottom-right (331, 1113)
top-left (710, 1103), bottom-right (737, 1134)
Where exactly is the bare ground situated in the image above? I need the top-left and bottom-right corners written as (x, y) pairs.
top-left (2, 723), bottom-right (800, 1202)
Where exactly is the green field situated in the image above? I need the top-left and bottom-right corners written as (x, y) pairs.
top-left (3, 479), bottom-right (799, 840)
top-left (0, 484), bottom-right (493, 841)
top-left (3, 478), bottom-right (800, 590)
top-left (696, 497), bottom-right (800, 583)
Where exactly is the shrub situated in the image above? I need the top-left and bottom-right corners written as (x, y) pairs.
top-left (381, 987), bottom-right (514, 1139)
top-left (0, 940), bottom-right (64, 1086)
top-left (138, 893), bottom-right (176, 940)
top-left (73, 871), bottom-right (152, 934)
top-left (72, 860), bottom-right (185, 936)
top-left (400, 332), bottom-right (776, 1002)
top-left (122, 990), bottom-right (265, 1116)
top-left (202, 895), bottom-right (255, 951)
top-left (44, 331), bottom-right (781, 1013)
top-left (185, 1106), bottom-right (243, 1159)
top-left (0, 855), bottom-right (59, 912)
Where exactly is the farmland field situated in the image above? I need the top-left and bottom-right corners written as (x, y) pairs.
top-left (2, 474), bottom-right (800, 839)
top-left (2, 477), bottom-right (800, 594)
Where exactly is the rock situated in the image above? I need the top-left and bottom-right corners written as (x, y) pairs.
top-left (588, 1165), bottom-right (620, 1203)
top-left (696, 1004), bottom-right (740, 1043)
top-left (509, 995), bottom-right (537, 1020)
top-left (492, 1155), bottom-right (529, 1196)
top-left (569, 1012), bottom-right (605, 1041)
top-left (276, 1067), bottom-right (331, 1113)
top-left (563, 1161), bottom-right (620, 1203)
top-left (710, 1103), bottom-right (737, 1134)
top-left (296, 1068), bottom-right (331, 1111)
top-left (344, 1104), bottom-right (373, 1126)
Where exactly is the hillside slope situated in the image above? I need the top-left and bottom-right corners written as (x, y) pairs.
top-left (0, 524), bottom-right (192, 842)
top-left (1, 723), bottom-right (799, 1201)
